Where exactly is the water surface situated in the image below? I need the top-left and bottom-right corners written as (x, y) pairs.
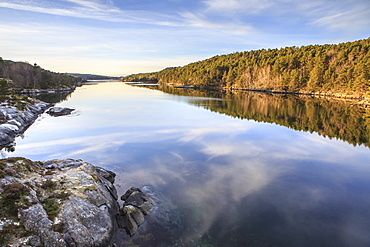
top-left (6, 82), bottom-right (370, 247)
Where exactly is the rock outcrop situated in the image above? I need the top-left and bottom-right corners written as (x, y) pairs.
top-left (0, 158), bottom-right (157, 246)
top-left (0, 158), bottom-right (119, 247)
top-left (46, 107), bottom-right (75, 117)
top-left (0, 98), bottom-right (52, 148)
top-left (116, 186), bottom-right (184, 247)
top-left (117, 187), bottom-right (154, 236)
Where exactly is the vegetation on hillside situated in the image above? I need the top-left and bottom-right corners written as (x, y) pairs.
top-left (66, 73), bottom-right (120, 81)
top-left (122, 38), bottom-right (370, 96)
top-left (0, 78), bottom-right (39, 110)
top-left (0, 58), bottom-right (80, 90)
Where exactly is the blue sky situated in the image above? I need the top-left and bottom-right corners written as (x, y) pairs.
top-left (0, 0), bottom-right (369, 76)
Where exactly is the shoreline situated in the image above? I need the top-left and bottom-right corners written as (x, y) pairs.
top-left (155, 83), bottom-right (370, 107)
top-left (130, 80), bottom-right (370, 106)
top-left (0, 98), bottom-right (52, 149)
top-left (0, 92), bottom-right (154, 246)
top-left (0, 85), bottom-right (79, 149)
top-left (224, 87), bottom-right (370, 106)
top-left (14, 87), bottom-right (76, 95)
top-left (225, 86), bottom-right (367, 99)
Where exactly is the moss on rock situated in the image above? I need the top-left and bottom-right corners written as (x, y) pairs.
top-left (0, 158), bottom-right (119, 246)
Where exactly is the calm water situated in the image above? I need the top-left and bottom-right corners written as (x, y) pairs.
top-left (5, 82), bottom-right (370, 247)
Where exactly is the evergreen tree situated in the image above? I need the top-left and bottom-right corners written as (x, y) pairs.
top-left (122, 37), bottom-right (370, 96)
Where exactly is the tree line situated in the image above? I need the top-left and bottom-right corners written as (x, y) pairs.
top-left (122, 38), bottom-right (370, 97)
top-left (0, 58), bottom-right (81, 90)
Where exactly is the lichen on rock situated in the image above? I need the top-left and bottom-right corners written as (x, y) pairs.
top-left (0, 158), bottom-right (119, 247)
top-left (0, 157), bottom-right (159, 246)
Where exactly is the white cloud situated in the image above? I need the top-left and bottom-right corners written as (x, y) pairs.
top-left (65, 0), bottom-right (116, 11)
top-left (181, 12), bottom-right (256, 35)
top-left (203, 0), bottom-right (272, 14)
top-left (1, 0), bottom-right (369, 75)
top-left (310, 7), bottom-right (370, 32)
top-left (204, 0), bottom-right (241, 12)
top-left (201, 0), bottom-right (370, 34)
top-left (0, 2), bottom-right (75, 16)
top-left (0, 20), bottom-right (210, 75)
top-left (0, 0), bottom-right (177, 25)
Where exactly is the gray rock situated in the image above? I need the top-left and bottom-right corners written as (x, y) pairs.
top-left (20, 203), bottom-right (65, 246)
top-left (121, 187), bottom-right (139, 201)
top-left (118, 187), bottom-right (154, 236)
top-left (20, 204), bottom-right (53, 229)
top-left (63, 196), bottom-right (115, 246)
top-left (0, 126), bottom-right (16, 145)
top-left (43, 158), bottom-right (85, 169)
top-left (27, 236), bottom-right (43, 246)
top-left (96, 167), bottom-right (116, 184)
top-left (96, 172), bottom-right (119, 201)
top-left (118, 207), bottom-right (138, 236)
top-left (0, 100), bottom-right (52, 147)
top-left (122, 188), bottom-right (154, 215)
top-left (127, 205), bottom-right (145, 226)
top-left (46, 107), bottom-right (75, 117)
top-left (118, 186), bottom-right (184, 246)
top-left (0, 158), bottom-right (119, 247)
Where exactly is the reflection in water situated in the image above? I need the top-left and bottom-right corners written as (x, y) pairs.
top-left (151, 84), bottom-right (370, 148)
top-left (114, 127), bottom-right (370, 246)
top-left (5, 82), bottom-right (370, 246)
top-left (35, 91), bottom-right (73, 104)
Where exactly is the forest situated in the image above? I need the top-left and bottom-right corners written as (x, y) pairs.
top-left (0, 58), bottom-right (81, 90)
top-left (122, 38), bottom-right (370, 97)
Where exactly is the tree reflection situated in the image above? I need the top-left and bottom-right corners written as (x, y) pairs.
top-left (149, 85), bottom-right (370, 148)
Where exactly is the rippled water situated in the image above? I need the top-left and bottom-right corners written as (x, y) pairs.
top-left (6, 82), bottom-right (370, 247)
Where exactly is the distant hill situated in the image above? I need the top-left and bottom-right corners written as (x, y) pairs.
top-left (0, 58), bottom-right (81, 90)
top-left (122, 38), bottom-right (370, 97)
top-left (66, 73), bottom-right (120, 81)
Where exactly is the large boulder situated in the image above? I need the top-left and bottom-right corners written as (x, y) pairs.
top-left (0, 158), bottom-right (158, 246)
top-left (0, 158), bottom-right (119, 247)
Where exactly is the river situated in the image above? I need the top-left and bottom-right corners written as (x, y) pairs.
top-left (5, 81), bottom-right (370, 247)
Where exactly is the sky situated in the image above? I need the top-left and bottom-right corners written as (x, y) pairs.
top-left (0, 0), bottom-right (369, 76)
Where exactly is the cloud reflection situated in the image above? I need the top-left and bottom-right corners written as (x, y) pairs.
top-left (112, 122), bottom-right (370, 246)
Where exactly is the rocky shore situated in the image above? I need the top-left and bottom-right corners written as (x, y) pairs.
top-left (0, 97), bottom-right (52, 148)
top-left (224, 87), bottom-right (370, 107)
top-left (0, 158), bottom-right (119, 246)
top-left (0, 99), bottom-right (155, 246)
top-left (0, 157), bottom-right (155, 246)
top-left (15, 87), bottom-right (76, 96)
